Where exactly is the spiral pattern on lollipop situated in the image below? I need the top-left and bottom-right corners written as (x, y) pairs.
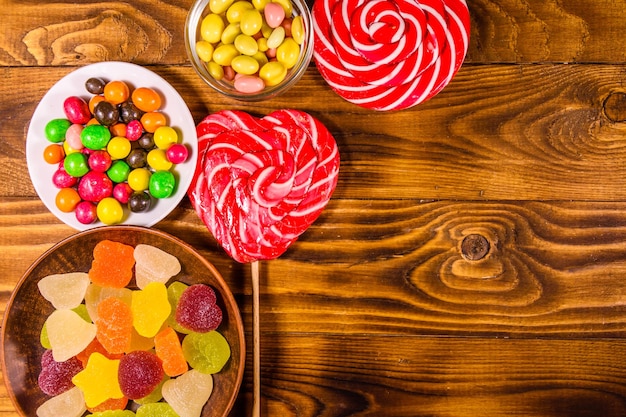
top-left (313, 0), bottom-right (470, 111)
top-left (189, 110), bottom-right (340, 263)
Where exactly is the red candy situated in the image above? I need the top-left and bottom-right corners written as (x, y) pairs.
top-left (77, 171), bottom-right (113, 202)
top-left (117, 350), bottom-right (163, 399)
top-left (176, 284), bottom-right (222, 333)
top-left (63, 96), bottom-right (92, 125)
top-left (38, 349), bottom-right (84, 396)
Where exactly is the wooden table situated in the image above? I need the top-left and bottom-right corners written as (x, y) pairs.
top-left (3, 0), bottom-right (626, 415)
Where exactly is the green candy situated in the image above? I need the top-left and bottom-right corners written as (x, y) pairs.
top-left (107, 160), bottom-right (131, 183)
top-left (149, 170), bottom-right (176, 199)
top-left (63, 152), bottom-right (89, 177)
top-left (81, 124), bottom-right (111, 150)
top-left (45, 118), bottom-right (71, 143)
top-left (90, 410), bottom-right (136, 417)
top-left (182, 331), bottom-right (231, 374)
top-left (136, 402), bottom-right (179, 417)
top-left (167, 282), bottom-right (191, 334)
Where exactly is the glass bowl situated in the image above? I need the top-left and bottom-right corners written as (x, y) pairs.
top-left (185, 0), bottom-right (314, 101)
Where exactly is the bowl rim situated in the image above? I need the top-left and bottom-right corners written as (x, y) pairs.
top-left (0, 225), bottom-right (245, 417)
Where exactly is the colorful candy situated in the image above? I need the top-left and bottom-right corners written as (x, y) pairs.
top-left (176, 284), bottom-right (222, 333)
top-left (72, 352), bottom-right (124, 408)
top-left (118, 351), bottom-right (164, 399)
top-left (161, 369), bottom-right (214, 417)
top-left (133, 244), bottom-right (181, 289)
top-left (38, 272), bottom-right (90, 310)
top-left (46, 309), bottom-right (97, 362)
top-left (36, 386), bottom-right (87, 417)
top-left (131, 282), bottom-right (171, 338)
top-left (89, 240), bottom-right (135, 288)
top-left (194, 0), bottom-right (306, 93)
top-left (154, 327), bottom-right (188, 377)
top-left (96, 297), bottom-right (134, 354)
top-left (38, 349), bottom-right (84, 396)
top-left (181, 331), bottom-right (231, 374)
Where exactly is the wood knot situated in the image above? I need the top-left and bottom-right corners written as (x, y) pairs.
top-left (461, 234), bottom-right (490, 261)
top-left (603, 91), bottom-right (626, 122)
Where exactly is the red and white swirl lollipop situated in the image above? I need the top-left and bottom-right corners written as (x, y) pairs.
top-left (313, 0), bottom-right (470, 111)
top-left (189, 109), bottom-right (340, 263)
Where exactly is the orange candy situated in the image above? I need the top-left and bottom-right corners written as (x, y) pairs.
top-left (76, 337), bottom-right (122, 367)
top-left (96, 297), bottom-right (133, 354)
top-left (43, 144), bottom-right (65, 164)
top-left (104, 80), bottom-right (130, 105)
top-left (155, 327), bottom-right (188, 377)
top-left (55, 188), bottom-right (81, 213)
top-left (132, 87), bottom-right (162, 113)
top-left (86, 396), bottom-right (128, 413)
top-left (89, 240), bottom-right (135, 288)
top-left (140, 111), bottom-right (167, 133)
top-left (110, 123), bottom-right (127, 137)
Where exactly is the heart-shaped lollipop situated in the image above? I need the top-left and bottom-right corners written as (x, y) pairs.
top-left (189, 109), bottom-right (340, 263)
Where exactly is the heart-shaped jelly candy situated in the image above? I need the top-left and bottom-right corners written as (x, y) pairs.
top-left (189, 109), bottom-right (340, 263)
top-left (176, 284), bottom-right (222, 333)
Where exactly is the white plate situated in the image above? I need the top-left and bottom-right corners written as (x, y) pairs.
top-left (26, 62), bottom-right (198, 230)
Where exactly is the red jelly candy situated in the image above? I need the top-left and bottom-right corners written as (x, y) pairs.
top-left (175, 284), bottom-right (222, 333)
top-left (118, 350), bottom-right (163, 399)
top-left (38, 349), bottom-right (83, 396)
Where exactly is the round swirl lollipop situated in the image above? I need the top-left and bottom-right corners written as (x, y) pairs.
top-left (313, 0), bottom-right (470, 111)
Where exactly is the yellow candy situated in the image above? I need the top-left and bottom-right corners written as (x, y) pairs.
top-left (207, 61), bottom-right (225, 80)
top-left (272, 0), bottom-right (293, 17)
top-left (153, 126), bottom-right (179, 149)
top-left (221, 22), bottom-right (241, 44)
top-left (131, 282), bottom-right (171, 338)
top-left (259, 61), bottom-right (287, 86)
top-left (257, 37), bottom-right (269, 52)
top-left (200, 13), bottom-right (225, 43)
top-left (252, 50), bottom-right (269, 67)
top-left (251, 0), bottom-right (270, 10)
top-left (195, 40), bottom-right (214, 62)
top-left (63, 140), bottom-right (81, 155)
top-left (107, 136), bottom-right (131, 160)
top-left (260, 21), bottom-right (273, 38)
top-left (72, 352), bottom-right (124, 408)
top-left (147, 149), bottom-right (173, 171)
top-left (231, 55), bottom-right (260, 75)
top-left (226, 0), bottom-right (253, 23)
top-left (266, 26), bottom-right (285, 49)
top-left (234, 34), bottom-right (258, 55)
top-left (128, 168), bottom-right (151, 191)
top-left (210, 0), bottom-right (235, 14)
top-left (213, 43), bottom-right (239, 66)
top-left (276, 37), bottom-right (300, 69)
top-left (240, 9), bottom-right (263, 35)
top-left (291, 15), bottom-right (304, 44)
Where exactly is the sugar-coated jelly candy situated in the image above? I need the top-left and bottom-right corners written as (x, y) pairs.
top-left (118, 350), bottom-right (164, 399)
top-left (181, 330), bottom-right (230, 374)
top-left (136, 402), bottom-right (179, 417)
top-left (72, 352), bottom-right (124, 408)
top-left (90, 409), bottom-right (135, 417)
top-left (76, 337), bottom-right (122, 368)
top-left (89, 240), bottom-right (135, 288)
top-left (38, 272), bottom-right (89, 310)
top-left (176, 284), bottom-right (222, 333)
top-left (38, 349), bottom-right (83, 396)
top-left (42, 304), bottom-right (92, 349)
top-left (35, 386), bottom-right (86, 417)
top-left (167, 281), bottom-right (191, 334)
top-left (87, 396), bottom-right (129, 413)
top-left (162, 369), bottom-right (214, 417)
top-left (134, 244), bottom-right (181, 289)
top-left (134, 375), bottom-right (168, 405)
top-left (131, 282), bottom-right (171, 337)
top-left (46, 309), bottom-right (97, 362)
top-left (127, 326), bottom-right (156, 352)
top-left (155, 327), bottom-right (188, 377)
top-left (96, 297), bottom-right (133, 354)
top-left (45, 118), bottom-right (71, 143)
top-left (85, 284), bottom-right (132, 322)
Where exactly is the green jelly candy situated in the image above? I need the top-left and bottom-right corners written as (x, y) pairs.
top-left (182, 331), bottom-right (231, 374)
top-left (45, 118), bottom-right (71, 143)
top-left (81, 124), bottom-right (111, 150)
top-left (107, 160), bottom-right (131, 183)
top-left (167, 282), bottom-right (191, 334)
top-left (91, 411), bottom-right (136, 417)
top-left (64, 152), bottom-right (89, 177)
top-left (136, 402), bottom-right (179, 417)
top-left (149, 170), bottom-right (176, 199)
top-left (134, 375), bottom-right (169, 405)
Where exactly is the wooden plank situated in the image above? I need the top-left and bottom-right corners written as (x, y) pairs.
top-left (4, 198), bottom-right (626, 337)
top-left (4, 65), bottom-right (626, 201)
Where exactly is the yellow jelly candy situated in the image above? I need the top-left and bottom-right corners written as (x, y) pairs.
top-left (240, 8), bottom-right (263, 36)
top-left (259, 61), bottom-right (287, 86)
top-left (226, 0), bottom-right (253, 23)
top-left (131, 282), bottom-right (171, 338)
top-left (72, 352), bottom-right (124, 408)
top-left (195, 40), bottom-right (214, 62)
top-left (291, 15), bottom-right (304, 44)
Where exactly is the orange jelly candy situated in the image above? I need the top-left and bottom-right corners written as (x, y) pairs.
top-left (155, 327), bottom-right (188, 377)
top-left (96, 297), bottom-right (133, 354)
top-left (87, 396), bottom-right (129, 413)
top-left (77, 338), bottom-right (122, 367)
top-left (89, 240), bottom-right (135, 288)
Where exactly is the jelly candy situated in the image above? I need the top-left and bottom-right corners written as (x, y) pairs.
top-left (87, 396), bottom-right (129, 413)
top-left (128, 327), bottom-right (156, 352)
top-left (176, 284), bottom-right (222, 333)
top-left (41, 304), bottom-right (91, 349)
top-left (90, 410), bottom-right (135, 417)
top-left (46, 309), bottom-right (97, 362)
top-left (131, 282), bottom-right (171, 338)
top-left (155, 327), bottom-right (188, 377)
top-left (133, 244), bottom-right (181, 289)
top-left (166, 281), bottom-right (191, 334)
top-left (162, 369), bottom-right (214, 417)
top-left (136, 402), bottom-right (179, 417)
top-left (76, 337), bottom-right (123, 367)
top-left (134, 375), bottom-right (169, 405)
top-left (181, 331), bottom-right (231, 374)
top-left (118, 350), bottom-right (164, 400)
top-left (89, 240), bottom-right (135, 288)
top-left (35, 386), bottom-right (86, 417)
top-left (85, 284), bottom-right (132, 322)
top-left (38, 349), bottom-right (83, 396)
top-left (72, 352), bottom-right (124, 408)
top-left (96, 297), bottom-right (133, 354)
top-left (37, 272), bottom-right (90, 310)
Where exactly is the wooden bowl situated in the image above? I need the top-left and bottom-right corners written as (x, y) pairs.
top-left (1, 226), bottom-right (245, 417)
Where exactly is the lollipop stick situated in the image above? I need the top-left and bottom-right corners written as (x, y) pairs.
top-left (252, 260), bottom-right (261, 417)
